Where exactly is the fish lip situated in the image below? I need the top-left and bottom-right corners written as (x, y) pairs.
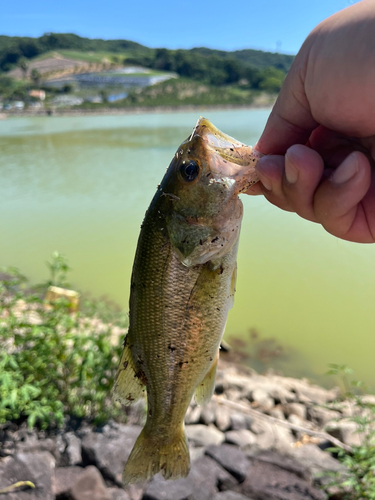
top-left (192, 117), bottom-right (262, 192)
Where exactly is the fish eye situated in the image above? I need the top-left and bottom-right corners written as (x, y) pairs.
top-left (179, 160), bottom-right (200, 182)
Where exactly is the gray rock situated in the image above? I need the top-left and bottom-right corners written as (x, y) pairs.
top-left (286, 444), bottom-right (346, 486)
top-left (225, 429), bottom-right (257, 448)
top-left (143, 454), bottom-right (234, 500)
top-left (239, 457), bottom-right (327, 500)
top-left (108, 487), bottom-right (131, 500)
top-left (16, 438), bottom-right (56, 458)
top-left (250, 450), bottom-right (310, 481)
top-left (249, 423), bottom-right (294, 453)
top-left (53, 466), bottom-right (86, 496)
top-left (249, 420), bottom-right (267, 435)
top-left (325, 421), bottom-right (362, 447)
top-left (142, 474), bottom-right (194, 500)
top-left (0, 452), bottom-right (55, 500)
top-left (205, 444), bottom-right (250, 482)
top-left (200, 403), bottom-right (216, 425)
top-left (215, 407), bottom-right (232, 432)
top-left (81, 426), bottom-right (142, 484)
top-left (189, 445), bottom-right (205, 462)
top-left (64, 432), bottom-right (82, 465)
top-left (189, 455), bottom-right (237, 500)
top-left (213, 492), bottom-right (253, 500)
top-left (70, 465), bottom-right (111, 500)
top-left (307, 407), bottom-right (341, 427)
top-left (186, 425), bottom-right (225, 447)
top-left (230, 413), bottom-right (249, 431)
top-left (185, 406), bottom-right (201, 425)
top-left (284, 403), bottom-right (307, 420)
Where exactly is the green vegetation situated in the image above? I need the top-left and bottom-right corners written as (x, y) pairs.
top-left (325, 364), bottom-right (375, 498)
top-left (0, 253), bottom-right (126, 429)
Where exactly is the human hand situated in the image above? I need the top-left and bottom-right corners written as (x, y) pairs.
top-left (247, 0), bottom-right (375, 243)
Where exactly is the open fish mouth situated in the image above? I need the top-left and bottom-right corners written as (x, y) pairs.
top-left (190, 117), bottom-right (262, 193)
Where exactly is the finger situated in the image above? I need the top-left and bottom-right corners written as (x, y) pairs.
top-left (245, 182), bottom-right (263, 195)
top-left (314, 151), bottom-right (373, 242)
top-left (255, 45), bottom-right (318, 155)
top-left (282, 145), bottom-right (325, 222)
top-left (253, 155), bottom-right (294, 212)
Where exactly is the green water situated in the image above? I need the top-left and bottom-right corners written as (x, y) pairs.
top-left (1, 109), bottom-right (374, 388)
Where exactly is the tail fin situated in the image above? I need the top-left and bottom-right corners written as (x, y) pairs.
top-left (123, 425), bottom-right (190, 484)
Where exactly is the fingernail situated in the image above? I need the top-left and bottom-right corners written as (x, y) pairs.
top-left (331, 152), bottom-right (359, 184)
top-left (284, 156), bottom-right (299, 184)
top-left (256, 158), bottom-right (272, 191)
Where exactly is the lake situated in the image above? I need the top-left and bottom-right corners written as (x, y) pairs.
top-left (1, 108), bottom-right (374, 388)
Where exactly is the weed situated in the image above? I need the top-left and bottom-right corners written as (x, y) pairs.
top-left (0, 254), bottom-right (126, 429)
top-left (325, 364), bottom-right (375, 499)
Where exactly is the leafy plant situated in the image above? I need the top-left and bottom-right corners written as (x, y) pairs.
top-left (325, 364), bottom-right (375, 499)
top-left (0, 255), bottom-right (127, 429)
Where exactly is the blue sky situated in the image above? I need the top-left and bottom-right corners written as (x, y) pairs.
top-left (1, 0), bottom-right (358, 54)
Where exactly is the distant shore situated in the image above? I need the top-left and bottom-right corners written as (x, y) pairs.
top-left (1, 101), bottom-right (275, 120)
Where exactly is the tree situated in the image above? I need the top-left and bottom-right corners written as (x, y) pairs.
top-left (17, 57), bottom-right (29, 79)
top-left (30, 69), bottom-right (41, 86)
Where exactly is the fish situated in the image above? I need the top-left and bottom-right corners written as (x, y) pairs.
top-left (112, 117), bottom-right (261, 484)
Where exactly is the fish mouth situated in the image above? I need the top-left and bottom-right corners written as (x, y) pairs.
top-left (191, 117), bottom-right (261, 193)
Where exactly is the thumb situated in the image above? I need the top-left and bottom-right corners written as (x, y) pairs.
top-left (256, 42), bottom-right (318, 155)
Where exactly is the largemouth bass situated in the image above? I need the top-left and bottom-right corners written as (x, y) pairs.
top-left (113, 118), bottom-right (261, 484)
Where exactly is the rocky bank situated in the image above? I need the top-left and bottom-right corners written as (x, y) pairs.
top-left (0, 360), bottom-right (365, 500)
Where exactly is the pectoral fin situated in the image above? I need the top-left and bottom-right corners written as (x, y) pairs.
top-left (194, 351), bottom-right (219, 405)
top-left (112, 337), bottom-right (145, 406)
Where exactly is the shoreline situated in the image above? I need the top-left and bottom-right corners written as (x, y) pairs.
top-left (0, 101), bottom-right (275, 119)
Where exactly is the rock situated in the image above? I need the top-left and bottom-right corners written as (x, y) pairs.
top-left (16, 438), bottom-right (56, 458)
top-left (205, 444), bottom-right (250, 482)
top-left (108, 488), bottom-right (131, 500)
top-left (251, 450), bottom-right (310, 481)
top-left (0, 452), bottom-right (55, 500)
top-left (142, 454), bottom-right (236, 500)
top-left (325, 421), bottom-right (362, 447)
top-left (288, 414), bottom-right (306, 427)
top-left (239, 457), bottom-right (327, 500)
top-left (215, 407), bottom-right (232, 432)
top-left (307, 407), bottom-right (341, 427)
top-left (189, 446), bottom-right (205, 462)
top-left (53, 466), bottom-right (86, 496)
top-left (225, 429), bottom-right (257, 448)
top-left (213, 492), bottom-right (251, 500)
top-left (251, 389), bottom-right (275, 411)
top-left (185, 406), bottom-right (201, 425)
top-left (249, 423), bottom-right (294, 453)
top-left (186, 425), bottom-right (225, 447)
top-left (189, 455), bottom-right (237, 500)
top-left (284, 403), bottom-right (307, 420)
top-left (286, 444), bottom-right (346, 487)
top-left (269, 405), bottom-right (285, 420)
top-left (200, 403), bottom-right (216, 425)
top-left (142, 474), bottom-right (194, 500)
top-left (63, 432), bottom-right (82, 465)
top-left (70, 465), bottom-right (111, 500)
top-left (249, 420), bottom-right (267, 435)
top-left (81, 425), bottom-right (142, 484)
top-left (230, 413), bottom-right (249, 431)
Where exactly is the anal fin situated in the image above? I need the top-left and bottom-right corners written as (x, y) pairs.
top-left (194, 351), bottom-right (219, 405)
top-left (112, 336), bottom-right (145, 406)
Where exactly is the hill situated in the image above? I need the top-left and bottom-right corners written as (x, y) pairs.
top-left (0, 33), bottom-right (294, 74)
